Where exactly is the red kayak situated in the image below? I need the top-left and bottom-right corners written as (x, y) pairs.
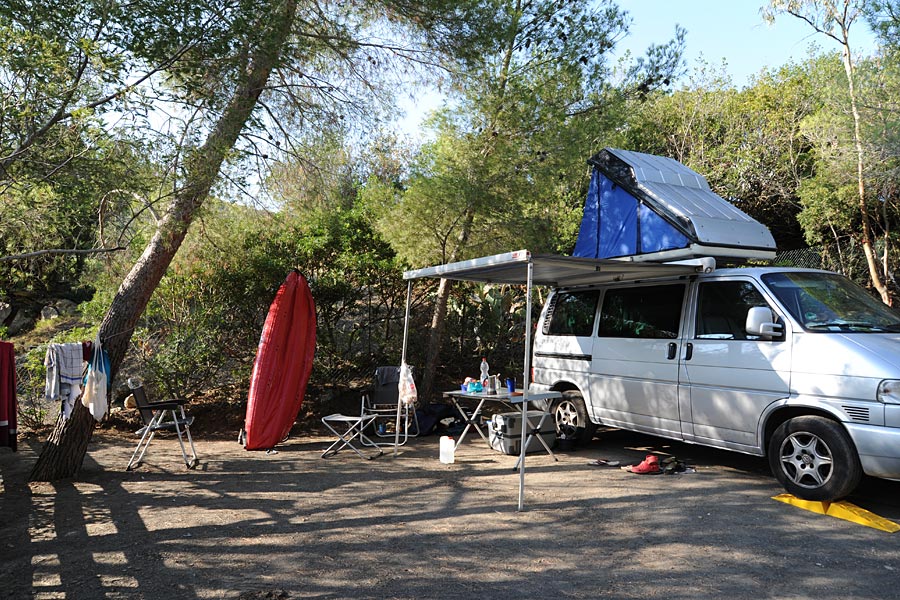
top-left (243, 270), bottom-right (316, 450)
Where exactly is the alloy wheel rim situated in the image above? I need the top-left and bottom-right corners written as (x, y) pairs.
top-left (778, 432), bottom-right (833, 489)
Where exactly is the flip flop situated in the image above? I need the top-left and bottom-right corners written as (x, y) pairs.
top-left (589, 459), bottom-right (620, 467)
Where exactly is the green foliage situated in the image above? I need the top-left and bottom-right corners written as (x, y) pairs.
top-left (16, 345), bottom-right (51, 430)
top-left (103, 194), bottom-right (410, 401)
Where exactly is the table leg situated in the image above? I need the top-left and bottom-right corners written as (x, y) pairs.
top-left (512, 411), bottom-right (557, 470)
top-left (450, 397), bottom-right (490, 450)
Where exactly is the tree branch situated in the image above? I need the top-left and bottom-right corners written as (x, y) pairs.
top-left (0, 247), bottom-right (127, 262)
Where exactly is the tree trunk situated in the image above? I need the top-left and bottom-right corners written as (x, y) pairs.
top-left (421, 277), bottom-right (452, 399)
top-left (29, 0), bottom-right (299, 482)
top-left (419, 10), bottom-right (523, 398)
top-left (420, 206), bottom-right (476, 399)
top-left (841, 30), bottom-right (891, 304)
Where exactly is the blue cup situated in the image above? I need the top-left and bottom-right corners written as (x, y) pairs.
top-left (506, 377), bottom-right (515, 393)
top-left (461, 383), bottom-right (468, 391)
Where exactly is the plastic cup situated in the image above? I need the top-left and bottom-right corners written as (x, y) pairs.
top-left (506, 377), bottom-right (515, 393)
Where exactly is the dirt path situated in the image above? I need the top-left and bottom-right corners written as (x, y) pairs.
top-left (2, 429), bottom-right (899, 599)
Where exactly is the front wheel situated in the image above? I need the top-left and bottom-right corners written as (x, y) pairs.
top-left (551, 391), bottom-right (597, 446)
top-left (768, 416), bottom-right (862, 501)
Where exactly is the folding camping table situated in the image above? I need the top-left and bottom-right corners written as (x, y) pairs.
top-left (442, 389), bottom-right (561, 468)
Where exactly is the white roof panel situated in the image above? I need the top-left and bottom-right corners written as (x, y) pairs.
top-left (599, 148), bottom-right (777, 256)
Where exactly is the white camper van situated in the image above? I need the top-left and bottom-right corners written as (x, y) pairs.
top-left (531, 266), bottom-right (900, 501)
top-left (530, 147), bottom-right (900, 501)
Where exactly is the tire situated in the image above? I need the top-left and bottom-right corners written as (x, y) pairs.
top-left (768, 416), bottom-right (862, 501)
top-left (551, 391), bottom-right (597, 446)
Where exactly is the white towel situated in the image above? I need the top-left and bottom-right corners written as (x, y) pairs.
top-left (45, 343), bottom-right (85, 419)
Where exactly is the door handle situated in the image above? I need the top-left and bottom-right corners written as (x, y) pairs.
top-left (684, 342), bottom-right (693, 361)
top-left (667, 342), bottom-right (677, 360)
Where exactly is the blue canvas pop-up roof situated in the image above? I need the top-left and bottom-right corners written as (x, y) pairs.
top-left (574, 148), bottom-right (777, 262)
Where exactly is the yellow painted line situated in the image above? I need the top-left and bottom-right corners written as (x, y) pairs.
top-left (772, 494), bottom-right (900, 533)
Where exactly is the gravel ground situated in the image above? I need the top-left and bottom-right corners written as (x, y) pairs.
top-left (2, 427), bottom-right (899, 599)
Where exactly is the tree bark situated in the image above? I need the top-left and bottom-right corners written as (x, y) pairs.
top-left (841, 41), bottom-right (891, 304)
top-left (29, 0), bottom-right (299, 482)
top-left (420, 206), bottom-right (476, 399)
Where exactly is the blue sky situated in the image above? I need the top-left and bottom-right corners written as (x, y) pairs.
top-left (617, 0), bottom-right (879, 86)
top-left (396, 1), bottom-right (881, 137)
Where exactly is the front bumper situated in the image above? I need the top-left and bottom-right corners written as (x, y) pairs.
top-left (846, 422), bottom-right (900, 480)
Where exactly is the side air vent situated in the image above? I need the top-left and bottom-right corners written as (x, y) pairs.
top-left (542, 294), bottom-right (559, 335)
top-left (842, 405), bottom-right (871, 423)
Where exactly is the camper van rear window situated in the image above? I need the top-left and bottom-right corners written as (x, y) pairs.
top-left (545, 290), bottom-right (600, 336)
top-left (598, 284), bottom-right (684, 339)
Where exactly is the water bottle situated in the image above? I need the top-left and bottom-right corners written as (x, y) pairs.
top-left (480, 357), bottom-right (490, 385)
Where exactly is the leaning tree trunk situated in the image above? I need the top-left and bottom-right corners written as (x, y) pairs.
top-left (29, 0), bottom-right (299, 482)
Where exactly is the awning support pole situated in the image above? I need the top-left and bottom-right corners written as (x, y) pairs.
top-left (518, 260), bottom-right (534, 511)
top-left (396, 280), bottom-right (413, 457)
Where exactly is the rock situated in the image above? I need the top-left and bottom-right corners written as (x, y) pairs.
top-left (40, 300), bottom-right (79, 321)
top-left (55, 299), bottom-right (78, 316)
top-left (7, 310), bottom-right (34, 335)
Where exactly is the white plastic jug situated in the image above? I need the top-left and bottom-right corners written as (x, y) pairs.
top-left (439, 435), bottom-right (455, 464)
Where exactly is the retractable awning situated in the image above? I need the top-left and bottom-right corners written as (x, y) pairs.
top-left (403, 249), bottom-right (711, 286)
top-left (399, 249), bottom-right (712, 511)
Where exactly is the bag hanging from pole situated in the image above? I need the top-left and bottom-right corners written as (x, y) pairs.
top-left (398, 363), bottom-right (417, 405)
top-left (82, 335), bottom-right (109, 421)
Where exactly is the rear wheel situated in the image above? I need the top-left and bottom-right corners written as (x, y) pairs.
top-left (768, 416), bottom-right (861, 501)
top-left (551, 391), bottom-right (597, 445)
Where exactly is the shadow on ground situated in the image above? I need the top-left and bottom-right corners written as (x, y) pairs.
top-left (1, 427), bottom-right (898, 599)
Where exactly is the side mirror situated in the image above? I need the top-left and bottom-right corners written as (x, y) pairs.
top-left (746, 306), bottom-right (783, 339)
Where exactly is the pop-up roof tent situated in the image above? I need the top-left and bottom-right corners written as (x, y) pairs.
top-left (574, 148), bottom-right (777, 262)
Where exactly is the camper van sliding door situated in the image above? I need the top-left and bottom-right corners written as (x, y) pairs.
top-left (591, 283), bottom-right (687, 438)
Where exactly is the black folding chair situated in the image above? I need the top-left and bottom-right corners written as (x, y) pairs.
top-left (126, 385), bottom-right (199, 470)
top-left (360, 366), bottom-right (420, 447)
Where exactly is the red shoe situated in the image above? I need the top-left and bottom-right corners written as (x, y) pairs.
top-left (629, 454), bottom-right (660, 474)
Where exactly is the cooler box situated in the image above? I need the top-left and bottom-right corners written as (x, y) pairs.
top-left (488, 410), bottom-right (556, 455)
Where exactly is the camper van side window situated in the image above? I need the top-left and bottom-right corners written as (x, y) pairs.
top-left (546, 290), bottom-right (600, 336)
top-left (598, 284), bottom-right (684, 339)
top-left (696, 281), bottom-right (769, 340)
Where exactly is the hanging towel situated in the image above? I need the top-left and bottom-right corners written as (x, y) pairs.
top-left (45, 343), bottom-right (85, 419)
top-left (0, 341), bottom-right (16, 451)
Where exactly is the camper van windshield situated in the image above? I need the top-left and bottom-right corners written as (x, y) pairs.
top-left (761, 272), bottom-right (900, 332)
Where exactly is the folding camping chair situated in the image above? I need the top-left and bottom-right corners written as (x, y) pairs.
top-left (360, 366), bottom-right (420, 447)
top-left (321, 412), bottom-right (383, 459)
top-left (126, 384), bottom-right (199, 471)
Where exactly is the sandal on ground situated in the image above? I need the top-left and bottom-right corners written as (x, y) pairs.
top-left (626, 454), bottom-right (661, 474)
top-left (589, 459), bottom-right (620, 467)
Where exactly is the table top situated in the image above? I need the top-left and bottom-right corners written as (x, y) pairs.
top-left (443, 389), bottom-right (561, 403)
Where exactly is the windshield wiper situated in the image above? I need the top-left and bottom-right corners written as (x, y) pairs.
top-left (806, 321), bottom-right (882, 331)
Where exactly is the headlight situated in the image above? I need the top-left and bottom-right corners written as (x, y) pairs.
top-left (877, 380), bottom-right (900, 404)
